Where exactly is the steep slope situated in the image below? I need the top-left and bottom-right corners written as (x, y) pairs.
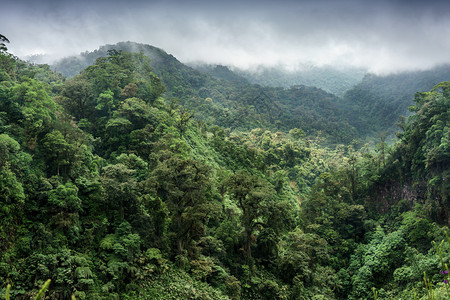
top-left (0, 47), bottom-right (336, 299)
top-left (370, 82), bottom-right (450, 223)
top-left (52, 42), bottom-right (357, 143)
top-left (233, 65), bottom-right (366, 97)
top-left (340, 65), bottom-right (450, 137)
top-left (51, 42), bottom-right (450, 143)
top-left (189, 64), bottom-right (250, 84)
top-left (52, 41), bottom-right (208, 94)
top-left (298, 81), bottom-right (450, 299)
top-left (2, 41), bottom-right (450, 300)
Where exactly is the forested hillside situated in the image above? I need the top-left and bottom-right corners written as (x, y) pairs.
top-left (230, 65), bottom-right (365, 97)
top-left (52, 42), bottom-right (450, 144)
top-left (1, 42), bottom-right (449, 300)
top-left (340, 65), bottom-right (450, 137)
top-left (52, 42), bottom-right (357, 144)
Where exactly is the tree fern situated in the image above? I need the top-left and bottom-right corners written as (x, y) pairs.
top-left (100, 234), bottom-right (116, 250)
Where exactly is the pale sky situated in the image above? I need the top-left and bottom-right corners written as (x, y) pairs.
top-left (2, 0), bottom-right (450, 74)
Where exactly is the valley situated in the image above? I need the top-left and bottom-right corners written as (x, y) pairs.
top-left (0, 40), bottom-right (449, 299)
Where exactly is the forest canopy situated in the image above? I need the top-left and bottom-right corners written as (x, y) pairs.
top-left (0, 40), bottom-right (449, 299)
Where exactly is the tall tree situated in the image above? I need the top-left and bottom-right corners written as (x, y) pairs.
top-left (58, 77), bottom-right (95, 121)
top-left (146, 156), bottom-right (218, 256)
top-left (223, 170), bottom-right (277, 260)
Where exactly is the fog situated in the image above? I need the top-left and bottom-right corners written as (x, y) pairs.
top-left (2, 0), bottom-right (450, 74)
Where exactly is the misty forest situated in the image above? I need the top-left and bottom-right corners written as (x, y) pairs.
top-left (0, 33), bottom-right (449, 300)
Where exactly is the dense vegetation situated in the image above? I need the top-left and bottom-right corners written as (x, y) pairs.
top-left (340, 66), bottom-right (450, 137)
top-left (228, 64), bottom-right (365, 97)
top-left (52, 42), bottom-right (358, 144)
top-left (0, 40), bottom-right (449, 299)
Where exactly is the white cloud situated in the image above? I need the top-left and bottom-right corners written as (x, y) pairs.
top-left (2, 0), bottom-right (450, 74)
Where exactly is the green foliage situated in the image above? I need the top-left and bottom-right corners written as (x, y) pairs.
top-left (41, 130), bottom-right (77, 176)
top-left (369, 82), bottom-right (450, 223)
top-left (0, 164), bottom-right (25, 252)
top-left (230, 64), bottom-right (364, 97)
top-left (0, 34), bottom-right (9, 53)
top-left (277, 228), bottom-right (330, 284)
top-left (146, 156), bottom-right (220, 256)
top-left (341, 67), bottom-right (450, 138)
top-left (34, 279), bottom-right (51, 300)
top-left (100, 163), bottom-right (138, 223)
top-left (52, 42), bottom-right (359, 143)
top-left (140, 268), bottom-right (230, 299)
top-left (2, 280), bottom-right (52, 300)
top-left (3, 41), bottom-right (450, 300)
top-left (0, 134), bottom-right (20, 161)
top-left (13, 78), bottom-right (57, 140)
top-left (57, 78), bottom-right (95, 121)
top-left (95, 89), bottom-right (115, 115)
top-left (0, 166), bottom-right (25, 207)
top-left (349, 227), bottom-right (406, 299)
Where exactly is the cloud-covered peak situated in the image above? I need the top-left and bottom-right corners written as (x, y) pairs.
top-left (2, 0), bottom-right (450, 74)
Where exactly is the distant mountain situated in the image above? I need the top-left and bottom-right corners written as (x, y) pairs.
top-left (189, 64), bottom-right (249, 84)
top-left (52, 41), bottom-right (209, 93)
top-left (52, 42), bottom-right (179, 78)
top-left (340, 65), bottom-right (450, 137)
top-left (233, 65), bottom-right (366, 96)
top-left (52, 42), bottom-right (358, 143)
top-left (53, 44), bottom-right (364, 97)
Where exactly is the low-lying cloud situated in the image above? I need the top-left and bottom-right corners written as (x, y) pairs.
top-left (3, 0), bottom-right (450, 74)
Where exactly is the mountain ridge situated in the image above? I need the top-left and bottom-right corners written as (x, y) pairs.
top-left (50, 41), bottom-right (450, 143)
top-left (1, 38), bottom-right (449, 300)
top-left (52, 41), bottom-right (358, 144)
top-left (340, 64), bottom-right (450, 136)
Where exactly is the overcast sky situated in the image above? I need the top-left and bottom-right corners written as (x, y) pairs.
top-left (2, 0), bottom-right (450, 74)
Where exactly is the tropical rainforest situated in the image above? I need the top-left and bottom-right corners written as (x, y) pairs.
top-left (0, 39), bottom-right (449, 299)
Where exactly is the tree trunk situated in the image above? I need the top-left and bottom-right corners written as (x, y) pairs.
top-left (245, 229), bottom-right (252, 261)
top-left (177, 212), bottom-right (183, 255)
top-left (177, 238), bottom-right (183, 255)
